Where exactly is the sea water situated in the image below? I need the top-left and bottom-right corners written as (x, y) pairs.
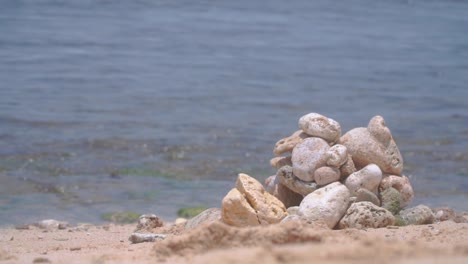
top-left (0, 0), bottom-right (467, 225)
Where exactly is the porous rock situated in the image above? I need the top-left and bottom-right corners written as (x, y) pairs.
top-left (298, 113), bottom-right (341, 143)
top-left (338, 201), bottom-right (395, 229)
top-left (432, 207), bottom-right (456, 222)
top-left (274, 130), bottom-right (309, 155)
top-left (327, 144), bottom-right (348, 168)
top-left (398, 205), bottom-right (435, 225)
top-left (339, 116), bottom-right (403, 175)
top-left (291, 137), bottom-right (330, 181)
top-left (344, 164), bottom-right (382, 196)
top-left (379, 175), bottom-right (414, 208)
top-left (298, 182), bottom-right (351, 229)
top-left (222, 174), bottom-right (287, 227)
top-left (276, 165), bottom-right (318, 196)
top-left (270, 156), bottom-right (292, 169)
top-left (355, 188), bottom-right (380, 206)
top-left (222, 188), bottom-right (260, 227)
top-left (135, 214), bottom-right (164, 232)
top-left (314, 166), bottom-right (340, 186)
top-left (380, 187), bottom-right (401, 215)
top-left (185, 208), bottom-right (221, 229)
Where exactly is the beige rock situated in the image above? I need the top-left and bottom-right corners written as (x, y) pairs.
top-left (185, 208), bottom-right (221, 229)
top-left (298, 113), bottom-right (341, 143)
top-left (340, 154), bottom-right (356, 178)
top-left (270, 156), bottom-right (292, 169)
top-left (432, 207), bottom-right (456, 222)
top-left (314, 166), bottom-right (340, 186)
top-left (222, 173), bottom-right (287, 227)
top-left (264, 175), bottom-right (277, 194)
top-left (379, 175), bottom-right (414, 208)
top-left (298, 182), bottom-right (351, 229)
top-left (273, 130), bottom-right (309, 155)
top-left (344, 164), bottom-right (382, 196)
top-left (338, 116), bottom-right (403, 175)
top-left (327, 144), bottom-right (348, 168)
top-left (291, 137), bottom-right (330, 181)
top-left (276, 165), bottom-right (317, 196)
top-left (221, 188), bottom-right (260, 227)
top-left (338, 202), bottom-right (395, 229)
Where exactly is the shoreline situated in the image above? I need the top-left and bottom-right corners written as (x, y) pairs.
top-left (1, 217), bottom-right (467, 264)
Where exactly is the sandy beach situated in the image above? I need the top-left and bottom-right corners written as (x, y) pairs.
top-left (1, 216), bottom-right (467, 264)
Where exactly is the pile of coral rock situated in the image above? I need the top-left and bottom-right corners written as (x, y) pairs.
top-left (221, 113), bottom-right (436, 229)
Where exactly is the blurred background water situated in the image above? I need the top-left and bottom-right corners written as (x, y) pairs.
top-left (0, 0), bottom-right (467, 226)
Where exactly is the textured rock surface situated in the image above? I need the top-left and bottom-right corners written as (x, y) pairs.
top-left (298, 182), bottom-right (351, 228)
top-left (274, 183), bottom-right (304, 208)
top-left (274, 130), bottom-right (309, 155)
top-left (327, 144), bottom-right (348, 167)
top-left (222, 173), bottom-right (289, 227)
top-left (135, 214), bottom-right (164, 232)
top-left (270, 156), bottom-right (292, 169)
top-left (380, 187), bottom-right (401, 215)
top-left (276, 165), bottom-right (317, 196)
top-left (314, 166), bottom-right (340, 186)
top-left (355, 188), bottom-right (380, 206)
top-left (298, 113), bottom-right (341, 143)
top-left (338, 202), bottom-right (395, 229)
top-left (340, 154), bottom-right (357, 178)
top-left (433, 207), bottom-right (456, 222)
top-left (379, 175), bottom-right (414, 208)
top-left (222, 188), bottom-right (260, 227)
top-left (235, 173), bottom-right (288, 225)
top-left (185, 208), bottom-right (221, 230)
top-left (339, 116), bottom-right (403, 175)
top-left (398, 205), bottom-right (435, 226)
top-left (344, 164), bottom-right (382, 195)
top-left (292, 137), bottom-right (330, 181)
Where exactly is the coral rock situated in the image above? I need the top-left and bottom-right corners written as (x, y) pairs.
top-left (298, 113), bottom-right (341, 143)
top-left (222, 188), bottom-right (260, 227)
top-left (339, 116), bottom-right (403, 175)
top-left (276, 165), bottom-right (317, 196)
top-left (379, 175), bottom-right (414, 208)
top-left (398, 205), bottom-right (435, 225)
top-left (380, 187), bottom-right (401, 215)
top-left (314, 166), bottom-right (340, 186)
top-left (274, 130), bottom-right (309, 155)
top-left (327, 144), bottom-right (348, 168)
top-left (222, 174), bottom-right (287, 227)
top-left (355, 188), bottom-right (380, 206)
top-left (338, 202), bottom-right (395, 229)
top-left (340, 154), bottom-right (356, 178)
top-left (270, 156), bottom-right (292, 169)
top-left (298, 182), bottom-right (351, 229)
top-left (292, 137), bottom-right (330, 181)
top-left (344, 164), bottom-right (382, 196)
top-left (185, 208), bottom-right (221, 229)
top-left (432, 207), bottom-right (456, 222)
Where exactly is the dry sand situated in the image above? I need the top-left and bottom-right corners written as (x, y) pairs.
top-left (1, 217), bottom-right (467, 264)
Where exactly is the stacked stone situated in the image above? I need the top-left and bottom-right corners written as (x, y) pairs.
top-left (221, 112), bottom-right (433, 229)
top-left (267, 112), bottom-right (419, 229)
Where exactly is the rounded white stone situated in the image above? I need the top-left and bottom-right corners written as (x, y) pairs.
top-left (298, 113), bottom-right (341, 143)
top-left (327, 144), bottom-right (348, 167)
top-left (298, 182), bottom-right (351, 229)
top-left (291, 137), bottom-right (330, 181)
top-left (344, 164), bottom-right (383, 196)
top-left (314, 166), bottom-right (340, 186)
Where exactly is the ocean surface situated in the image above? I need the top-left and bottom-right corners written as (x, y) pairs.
top-left (0, 0), bottom-right (467, 226)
